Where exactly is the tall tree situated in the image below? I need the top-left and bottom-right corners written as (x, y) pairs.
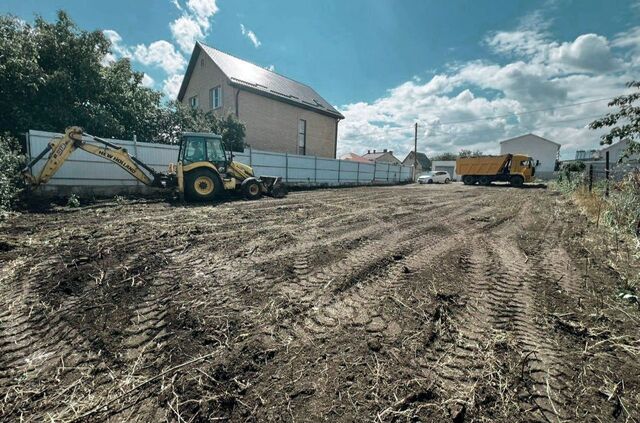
top-left (589, 81), bottom-right (640, 160)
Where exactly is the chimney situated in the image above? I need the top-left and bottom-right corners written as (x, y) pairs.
top-left (383, 149), bottom-right (388, 153)
top-left (373, 149), bottom-right (376, 153)
top-left (367, 149), bottom-right (371, 154)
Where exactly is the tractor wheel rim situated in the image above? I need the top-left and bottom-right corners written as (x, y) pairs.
top-left (249, 184), bottom-right (259, 195)
top-left (194, 176), bottom-right (214, 195)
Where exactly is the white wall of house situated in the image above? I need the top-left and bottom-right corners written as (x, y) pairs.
top-left (432, 160), bottom-right (459, 180)
top-left (600, 139), bottom-right (638, 163)
top-left (500, 134), bottom-right (560, 176)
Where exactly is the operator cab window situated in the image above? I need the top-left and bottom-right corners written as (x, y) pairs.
top-left (206, 137), bottom-right (226, 165)
top-left (183, 137), bottom-right (206, 163)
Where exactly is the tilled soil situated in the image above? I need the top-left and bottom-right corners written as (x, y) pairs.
top-left (1, 184), bottom-right (639, 422)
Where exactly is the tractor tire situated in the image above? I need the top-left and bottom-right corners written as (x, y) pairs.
top-left (510, 175), bottom-right (524, 187)
top-left (462, 175), bottom-right (476, 185)
top-left (478, 176), bottom-right (492, 186)
top-left (185, 169), bottom-right (222, 201)
top-left (242, 178), bottom-right (262, 200)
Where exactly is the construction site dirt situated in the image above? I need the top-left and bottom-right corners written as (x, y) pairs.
top-left (1, 184), bottom-right (638, 422)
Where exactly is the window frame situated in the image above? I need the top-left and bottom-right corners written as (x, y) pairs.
top-left (210, 86), bottom-right (222, 110)
top-left (189, 95), bottom-right (199, 109)
top-left (297, 119), bottom-right (307, 155)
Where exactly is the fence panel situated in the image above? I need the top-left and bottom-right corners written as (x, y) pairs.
top-left (27, 130), bottom-right (413, 196)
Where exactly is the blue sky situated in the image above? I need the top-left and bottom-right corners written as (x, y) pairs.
top-left (3, 0), bottom-right (640, 158)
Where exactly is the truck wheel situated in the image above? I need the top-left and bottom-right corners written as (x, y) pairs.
top-left (242, 179), bottom-right (262, 200)
top-left (478, 176), bottom-right (492, 186)
top-left (462, 175), bottom-right (476, 185)
top-left (510, 175), bottom-right (524, 187)
top-left (185, 169), bottom-right (221, 201)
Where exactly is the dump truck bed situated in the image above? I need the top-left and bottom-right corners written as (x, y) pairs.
top-left (456, 154), bottom-right (511, 176)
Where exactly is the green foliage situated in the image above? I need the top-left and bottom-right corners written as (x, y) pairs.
top-left (66, 193), bottom-right (80, 208)
top-left (589, 81), bottom-right (640, 160)
top-left (155, 101), bottom-right (245, 151)
top-left (0, 11), bottom-right (246, 150)
top-left (562, 161), bottom-right (586, 173)
top-left (431, 152), bottom-right (457, 161)
top-left (458, 149), bottom-right (484, 158)
top-left (0, 134), bottom-right (25, 210)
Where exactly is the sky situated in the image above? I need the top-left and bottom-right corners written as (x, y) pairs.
top-left (3, 0), bottom-right (640, 159)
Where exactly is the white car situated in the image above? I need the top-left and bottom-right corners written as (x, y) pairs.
top-left (418, 171), bottom-right (451, 184)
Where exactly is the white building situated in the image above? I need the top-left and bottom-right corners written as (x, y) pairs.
top-left (499, 134), bottom-right (560, 179)
top-left (599, 139), bottom-right (638, 163)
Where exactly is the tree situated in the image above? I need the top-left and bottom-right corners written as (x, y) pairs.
top-left (431, 152), bottom-right (457, 161)
top-left (155, 101), bottom-right (245, 151)
top-left (0, 11), bottom-right (246, 150)
top-left (589, 81), bottom-right (640, 161)
top-left (458, 149), bottom-right (484, 158)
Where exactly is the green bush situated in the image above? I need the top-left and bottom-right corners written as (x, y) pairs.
top-left (0, 134), bottom-right (25, 211)
top-left (603, 171), bottom-right (640, 238)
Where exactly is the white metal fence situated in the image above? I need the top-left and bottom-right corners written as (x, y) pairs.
top-left (26, 130), bottom-right (413, 196)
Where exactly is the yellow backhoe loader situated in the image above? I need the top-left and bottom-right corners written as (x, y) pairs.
top-left (22, 126), bottom-right (287, 201)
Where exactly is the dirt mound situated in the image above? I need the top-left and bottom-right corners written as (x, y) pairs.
top-left (0, 184), bottom-right (638, 422)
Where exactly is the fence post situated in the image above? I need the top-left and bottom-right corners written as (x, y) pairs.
top-left (373, 161), bottom-right (377, 185)
top-left (314, 156), bottom-right (317, 184)
top-left (605, 151), bottom-right (610, 198)
top-left (285, 152), bottom-right (288, 183)
top-left (357, 162), bottom-right (360, 185)
top-left (387, 163), bottom-right (390, 182)
top-left (338, 159), bottom-right (341, 185)
top-left (249, 146), bottom-right (253, 167)
top-left (589, 164), bottom-right (593, 192)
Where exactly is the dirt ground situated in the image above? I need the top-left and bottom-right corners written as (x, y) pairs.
top-left (1, 183), bottom-right (639, 422)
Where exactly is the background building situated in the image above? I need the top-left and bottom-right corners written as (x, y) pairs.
top-left (402, 151), bottom-right (432, 174)
top-left (177, 42), bottom-right (344, 158)
top-left (499, 133), bottom-right (560, 179)
top-left (361, 149), bottom-right (401, 165)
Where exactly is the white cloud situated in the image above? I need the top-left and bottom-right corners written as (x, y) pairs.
top-left (171, 0), bottom-right (183, 11)
top-left (141, 74), bottom-right (155, 88)
top-left (170, 16), bottom-right (204, 53)
top-left (163, 74), bottom-right (184, 99)
top-left (240, 24), bottom-right (261, 48)
top-left (549, 34), bottom-right (616, 72)
top-left (337, 21), bottom-right (638, 160)
top-left (186, 0), bottom-right (219, 28)
top-left (132, 41), bottom-right (186, 75)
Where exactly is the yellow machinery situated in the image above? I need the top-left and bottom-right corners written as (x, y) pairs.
top-left (22, 126), bottom-right (286, 201)
top-left (456, 154), bottom-right (538, 187)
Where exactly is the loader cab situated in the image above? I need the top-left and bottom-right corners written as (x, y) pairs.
top-left (179, 133), bottom-right (228, 169)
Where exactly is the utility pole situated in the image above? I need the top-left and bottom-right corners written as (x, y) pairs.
top-left (413, 122), bottom-right (418, 181)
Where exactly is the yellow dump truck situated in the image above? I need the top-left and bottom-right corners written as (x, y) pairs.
top-left (456, 154), bottom-right (537, 187)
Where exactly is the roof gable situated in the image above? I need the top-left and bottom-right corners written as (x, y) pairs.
top-left (499, 133), bottom-right (561, 148)
top-left (402, 151), bottom-right (431, 168)
top-left (178, 43), bottom-right (344, 119)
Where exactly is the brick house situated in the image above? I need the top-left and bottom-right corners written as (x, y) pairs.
top-left (177, 42), bottom-right (344, 158)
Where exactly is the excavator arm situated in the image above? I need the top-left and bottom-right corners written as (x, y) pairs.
top-left (23, 126), bottom-right (170, 188)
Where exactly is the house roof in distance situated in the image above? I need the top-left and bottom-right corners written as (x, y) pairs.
top-left (178, 42), bottom-right (344, 119)
top-left (340, 152), bottom-right (372, 163)
top-left (402, 151), bottom-right (431, 168)
top-left (499, 133), bottom-right (561, 148)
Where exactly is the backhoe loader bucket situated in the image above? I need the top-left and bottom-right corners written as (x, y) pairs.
top-left (259, 176), bottom-right (287, 198)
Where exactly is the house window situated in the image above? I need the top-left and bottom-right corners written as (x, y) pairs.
top-left (298, 119), bottom-right (306, 155)
top-left (200, 58), bottom-right (205, 67)
top-left (189, 95), bottom-right (199, 109)
top-left (210, 86), bottom-right (222, 109)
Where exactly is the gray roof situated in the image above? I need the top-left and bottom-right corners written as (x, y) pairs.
top-left (178, 42), bottom-right (344, 119)
top-left (402, 151), bottom-right (431, 168)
